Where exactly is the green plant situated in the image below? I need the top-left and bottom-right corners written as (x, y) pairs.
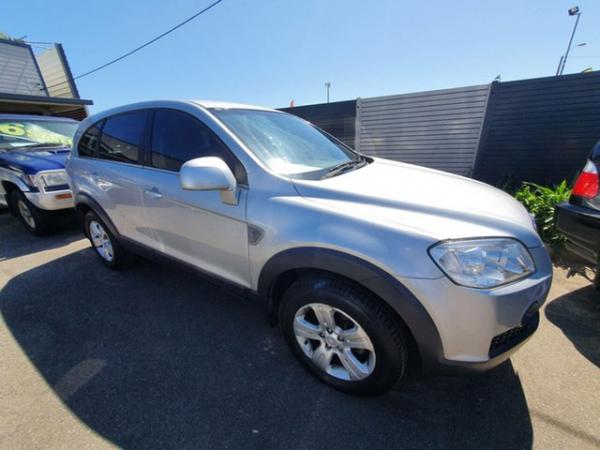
top-left (514, 180), bottom-right (571, 247)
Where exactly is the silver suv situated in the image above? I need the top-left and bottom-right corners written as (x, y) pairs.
top-left (67, 100), bottom-right (552, 394)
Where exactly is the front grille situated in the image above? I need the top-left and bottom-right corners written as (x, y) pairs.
top-left (489, 311), bottom-right (539, 358)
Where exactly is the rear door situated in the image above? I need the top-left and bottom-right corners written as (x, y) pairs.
top-left (85, 110), bottom-right (157, 247)
top-left (139, 108), bottom-right (250, 287)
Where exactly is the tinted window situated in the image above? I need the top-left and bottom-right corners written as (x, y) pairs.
top-left (78, 121), bottom-right (102, 157)
top-left (151, 110), bottom-right (241, 177)
top-left (98, 111), bottom-right (146, 164)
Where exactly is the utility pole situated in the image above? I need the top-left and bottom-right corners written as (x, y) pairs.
top-left (325, 81), bottom-right (331, 103)
top-left (557, 6), bottom-right (582, 76)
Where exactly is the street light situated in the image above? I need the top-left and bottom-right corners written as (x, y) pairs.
top-left (325, 81), bottom-right (331, 103)
top-left (556, 6), bottom-right (582, 76)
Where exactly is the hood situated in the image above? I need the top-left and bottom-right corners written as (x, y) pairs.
top-left (0, 147), bottom-right (70, 174)
top-left (292, 158), bottom-right (542, 248)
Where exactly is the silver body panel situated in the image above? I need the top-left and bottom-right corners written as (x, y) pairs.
top-left (67, 100), bottom-right (552, 366)
top-left (138, 166), bottom-right (250, 288)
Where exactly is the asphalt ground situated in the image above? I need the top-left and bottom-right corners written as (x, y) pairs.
top-left (0, 210), bottom-right (598, 449)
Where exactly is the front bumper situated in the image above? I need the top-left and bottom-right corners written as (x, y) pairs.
top-left (24, 189), bottom-right (74, 211)
top-left (403, 246), bottom-right (552, 374)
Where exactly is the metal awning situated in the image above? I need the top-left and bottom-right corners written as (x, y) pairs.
top-left (0, 92), bottom-right (93, 115)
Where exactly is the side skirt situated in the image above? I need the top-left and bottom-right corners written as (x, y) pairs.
top-left (118, 235), bottom-right (260, 303)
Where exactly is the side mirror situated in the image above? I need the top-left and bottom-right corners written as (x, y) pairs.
top-left (180, 157), bottom-right (238, 205)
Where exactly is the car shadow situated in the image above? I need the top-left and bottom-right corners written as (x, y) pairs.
top-left (0, 248), bottom-right (533, 449)
top-left (0, 209), bottom-right (82, 260)
top-left (545, 284), bottom-right (600, 367)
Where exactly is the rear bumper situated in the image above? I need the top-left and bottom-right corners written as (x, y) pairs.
top-left (24, 189), bottom-right (74, 211)
top-left (555, 202), bottom-right (600, 265)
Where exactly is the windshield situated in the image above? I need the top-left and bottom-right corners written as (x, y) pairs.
top-left (0, 119), bottom-right (78, 150)
top-left (212, 109), bottom-right (361, 179)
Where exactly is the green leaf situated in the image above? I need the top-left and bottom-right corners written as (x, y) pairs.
top-left (512, 180), bottom-right (571, 246)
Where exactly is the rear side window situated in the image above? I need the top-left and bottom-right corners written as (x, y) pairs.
top-left (78, 121), bottom-right (103, 157)
top-left (98, 111), bottom-right (146, 164)
top-left (150, 109), bottom-right (244, 182)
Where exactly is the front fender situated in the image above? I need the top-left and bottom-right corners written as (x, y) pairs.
top-left (0, 167), bottom-right (32, 192)
top-left (257, 246), bottom-right (444, 374)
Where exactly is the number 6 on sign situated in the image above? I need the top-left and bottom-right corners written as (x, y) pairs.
top-left (0, 123), bottom-right (25, 136)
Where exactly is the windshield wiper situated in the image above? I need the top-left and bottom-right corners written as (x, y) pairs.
top-left (322, 157), bottom-right (367, 179)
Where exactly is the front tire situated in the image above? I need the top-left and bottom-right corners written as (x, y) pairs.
top-left (9, 190), bottom-right (52, 235)
top-left (84, 211), bottom-right (134, 269)
top-left (280, 276), bottom-right (408, 395)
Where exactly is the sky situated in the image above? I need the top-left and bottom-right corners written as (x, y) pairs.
top-left (4, 0), bottom-right (600, 112)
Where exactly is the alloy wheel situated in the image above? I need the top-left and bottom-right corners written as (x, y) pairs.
top-left (293, 302), bottom-right (376, 381)
top-left (89, 220), bottom-right (114, 262)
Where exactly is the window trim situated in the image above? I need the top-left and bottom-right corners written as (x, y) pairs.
top-left (94, 109), bottom-right (149, 166)
top-left (146, 108), bottom-right (248, 186)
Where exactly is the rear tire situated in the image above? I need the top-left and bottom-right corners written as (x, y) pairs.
top-left (84, 210), bottom-right (134, 269)
top-left (9, 190), bottom-right (52, 235)
top-left (280, 276), bottom-right (408, 395)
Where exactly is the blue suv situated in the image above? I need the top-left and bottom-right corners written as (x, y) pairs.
top-left (0, 114), bottom-right (78, 234)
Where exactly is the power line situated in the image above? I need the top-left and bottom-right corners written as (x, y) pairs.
top-left (44, 0), bottom-right (224, 91)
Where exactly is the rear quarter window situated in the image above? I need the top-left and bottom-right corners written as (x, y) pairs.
top-left (78, 121), bottom-right (103, 157)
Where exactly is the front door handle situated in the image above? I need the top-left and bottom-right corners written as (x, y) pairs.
top-left (144, 187), bottom-right (163, 200)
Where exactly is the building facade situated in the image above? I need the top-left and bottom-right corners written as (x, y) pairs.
top-left (0, 38), bottom-right (92, 119)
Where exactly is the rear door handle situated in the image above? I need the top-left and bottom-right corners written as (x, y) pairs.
top-left (144, 187), bottom-right (163, 200)
top-left (90, 171), bottom-right (113, 190)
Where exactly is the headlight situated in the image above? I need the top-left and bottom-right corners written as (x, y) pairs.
top-left (429, 238), bottom-right (535, 288)
top-left (37, 170), bottom-right (69, 189)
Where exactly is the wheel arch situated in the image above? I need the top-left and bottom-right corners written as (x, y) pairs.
top-left (2, 181), bottom-right (21, 214)
top-left (1, 180), bottom-right (20, 193)
top-left (257, 247), bottom-right (444, 374)
top-left (74, 193), bottom-right (120, 238)
top-left (1, 173), bottom-right (30, 193)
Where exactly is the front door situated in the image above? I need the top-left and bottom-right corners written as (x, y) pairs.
top-left (140, 109), bottom-right (250, 288)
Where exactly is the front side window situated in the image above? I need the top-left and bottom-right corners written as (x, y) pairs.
top-left (0, 119), bottom-right (78, 150)
top-left (98, 111), bottom-right (146, 164)
top-left (150, 109), bottom-right (245, 182)
top-left (212, 109), bottom-right (362, 179)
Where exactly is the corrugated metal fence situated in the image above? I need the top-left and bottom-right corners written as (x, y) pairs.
top-left (473, 72), bottom-right (600, 186)
top-left (282, 72), bottom-right (600, 185)
top-left (280, 100), bottom-right (356, 149)
top-left (356, 85), bottom-right (491, 176)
